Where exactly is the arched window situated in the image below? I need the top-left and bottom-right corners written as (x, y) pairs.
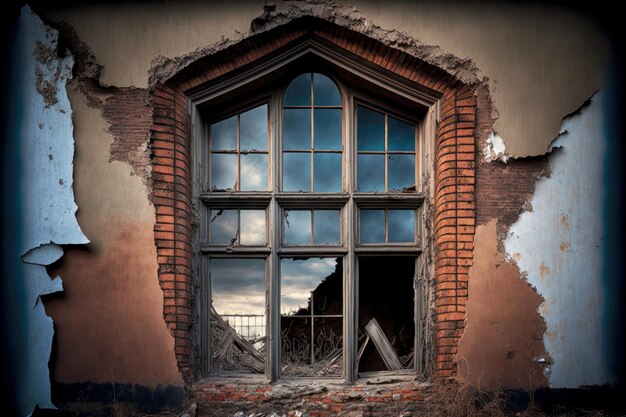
top-left (199, 67), bottom-right (425, 381)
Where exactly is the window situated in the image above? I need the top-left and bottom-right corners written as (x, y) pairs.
top-left (196, 63), bottom-right (428, 381)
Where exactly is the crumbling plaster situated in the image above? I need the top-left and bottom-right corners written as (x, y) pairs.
top-left (7, 6), bottom-right (89, 416)
top-left (43, 85), bottom-right (183, 387)
top-left (504, 91), bottom-right (615, 388)
top-left (41, 0), bottom-right (609, 158)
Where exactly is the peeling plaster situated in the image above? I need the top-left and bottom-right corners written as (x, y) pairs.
top-left (483, 132), bottom-right (508, 163)
top-left (11, 6), bottom-right (89, 416)
top-left (504, 91), bottom-right (614, 387)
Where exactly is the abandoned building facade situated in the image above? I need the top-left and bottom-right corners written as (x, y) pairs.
top-left (2, 1), bottom-right (623, 416)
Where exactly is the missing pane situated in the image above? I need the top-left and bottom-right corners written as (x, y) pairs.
top-left (358, 257), bottom-right (414, 374)
top-left (281, 258), bottom-right (343, 377)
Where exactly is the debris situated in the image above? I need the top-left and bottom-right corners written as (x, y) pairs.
top-left (364, 318), bottom-right (403, 371)
top-left (211, 307), bottom-right (265, 373)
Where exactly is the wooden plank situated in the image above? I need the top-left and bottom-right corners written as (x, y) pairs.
top-left (364, 318), bottom-right (403, 371)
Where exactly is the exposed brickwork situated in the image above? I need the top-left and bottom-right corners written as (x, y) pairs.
top-left (78, 79), bottom-right (153, 182)
top-left (433, 84), bottom-right (476, 378)
top-left (151, 82), bottom-right (194, 380)
top-left (194, 380), bottom-right (429, 417)
top-left (150, 15), bottom-right (478, 389)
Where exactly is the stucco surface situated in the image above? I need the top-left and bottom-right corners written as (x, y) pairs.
top-left (43, 87), bottom-right (183, 387)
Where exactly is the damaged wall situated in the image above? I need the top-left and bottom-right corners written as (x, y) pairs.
top-left (1, 7), bottom-right (89, 416)
top-left (504, 91), bottom-right (617, 388)
top-left (3, 2), bottom-right (620, 414)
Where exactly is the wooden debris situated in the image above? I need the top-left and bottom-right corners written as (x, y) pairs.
top-left (364, 318), bottom-right (403, 371)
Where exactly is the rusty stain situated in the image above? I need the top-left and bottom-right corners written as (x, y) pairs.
top-left (559, 241), bottom-right (571, 252)
top-left (512, 252), bottom-right (521, 262)
top-left (539, 262), bottom-right (551, 279)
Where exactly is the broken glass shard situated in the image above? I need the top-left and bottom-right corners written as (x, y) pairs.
top-left (313, 73), bottom-right (341, 106)
top-left (284, 73), bottom-right (311, 106)
top-left (240, 153), bottom-right (268, 191)
top-left (211, 153), bottom-right (237, 191)
top-left (283, 152), bottom-right (311, 192)
top-left (283, 109), bottom-right (311, 150)
top-left (388, 116), bottom-right (415, 151)
top-left (210, 115), bottom-right (237, 151)
top-left (357, 154), bottom-right (385, 192)
top-left (210, 209), bottom-right (238, 244)
top-left (314, 210), bottom-right (340, 244)
top-left (314, 153), bottom-right (342, 192)
top-left (388, 154), bottom-right (415, 191)
top-left (240, 104), bottom-right (268, 151)
top-left (357, 106), bottom-right (385, 151)
top-left (284, 210), bottom-right (312, 245)
top-left (360, 210), bottom-right (385, 243)
top-left (388, 210), bottom-right (414, 242)
top-left (240, 210), bottom-right (266, 245)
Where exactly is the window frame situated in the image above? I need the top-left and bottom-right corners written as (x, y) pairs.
top-left (190, 39), bottom-right (441, 382)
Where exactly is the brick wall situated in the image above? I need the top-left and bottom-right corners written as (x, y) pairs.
top-left (149, 16), bottom-right (477, 387)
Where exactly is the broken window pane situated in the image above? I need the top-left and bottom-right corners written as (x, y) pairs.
top-left (240, 210), bottom-right (266, 246)
top-left (281, 258), bottom-right (343, 377)
top-left (314, 109), bottom-right (342, 150)
top-left (210, 258), bottom-right (266, 373)
top-left (388, 210), bottom-right (415, 243)
top-left (240, 104), bottom-right (268, 151)
top-left (314, 153), bottom-right (342, 192)
top-left (314, 210), bottom-right (341, 244)
top-left (283, 109), bottom-right (311, 150)
top-left (240, 153), bottom-right (268, 191)
top-left (211, 153), bottom-right (237, 191)
top-left (357, 106), bottom-right (385, 151)
top-left (284, 210), bottom-right (312, 245)
top-left (210, 209), bottom-right (238, 244)
top-left (284, 73), bottom-right (311, 106)
top-left (388, 116), bottom-right (415, 151)
top-left (388, 154), bottom-right (415, 191)
top-left (358, 257), bottom-right (414, 374)
top-left (360, 210), bottom-right (385, 243)
top-left (313, 73), bottom-right (341, 106)
top-left (283, 152), bottom-right (311, 192)
top-left (357, 154), bottom-right (385, 192)
top-left (210, 115), bottom-right (237, 151)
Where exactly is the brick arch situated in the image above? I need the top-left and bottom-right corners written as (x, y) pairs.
top-left (150, 16), bottom-right (476, 382)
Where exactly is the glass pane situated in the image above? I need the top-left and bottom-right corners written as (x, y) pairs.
top-left (240, 154), bottom-right (268, 191)
top-left (240, 104), bottom-right (268, 151)
top-left (360, 210), bottom-right (385, 243)
top-left (240, 210), bottom-right (266, 245)
top-left (210, 258), bottom-right (266, 373)
top-left (283, 152), bottom-right (311, 192)
top-left (357, 106), bottom-right (385, 151)
top-left (357, 154), bottom-right (384, 192)
top-left (211, 153), bottom-right (237, 191)
top-left (313, 73), bottom-right (341, 106)
top-left (358, 257), bottom-right (414, 373)
top-left (284, 73), bottom-right (311, 106)
top-left (388, 210), bottom-right (415, 243)
top-left (281, 258), bottom-right (342, 316)
top-left (283, 109), bottom-right (311, 150)
top-left (388, 116), bottom-right (415, 151)
top-left (314, 153), bottom-right (342, 192)
top-left (388, 154), bottom-right (415, 191)
top-left (210, 115), bottom-right (237, 151)
top-left (284, 210), bottom-right (311, 245)
top-left (314, 109), bottom-right (342, 150)
top-left (314, 210), bottom-right (340, 244)
top-left (210, 209), bottom-right (238, 244)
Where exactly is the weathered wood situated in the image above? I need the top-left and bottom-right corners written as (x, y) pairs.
top-left (357, 334), bottom-right (370, 362)
top-left (364, 318), bottom-right (403, 371)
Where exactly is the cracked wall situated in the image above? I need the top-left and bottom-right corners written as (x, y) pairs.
top-left (504, 91), bottom-right (617, 388)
